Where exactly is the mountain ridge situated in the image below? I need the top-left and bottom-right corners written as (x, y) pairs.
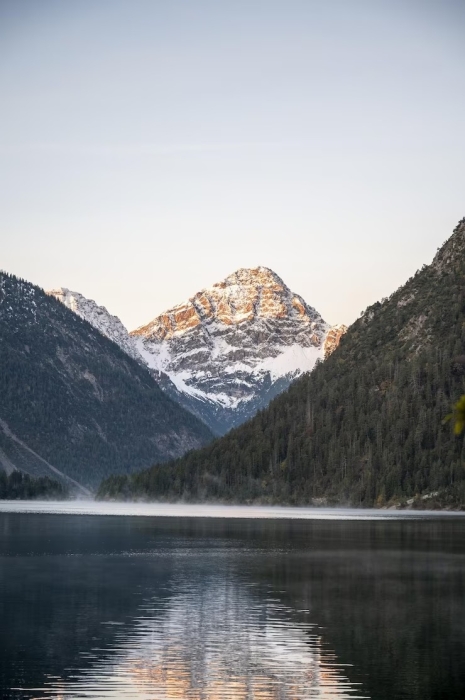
top-left (48, 267), bottom-right (345, 436)
top-left (98, 219), bottom-right (465, 507)
top-left (47, 287), bottom-right (145, 365)
top-left (0, 271), bottom-right (213, 489)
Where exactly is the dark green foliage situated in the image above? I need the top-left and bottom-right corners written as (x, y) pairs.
top-left (0, 271), bottom-right (213, 489)
top-left (98, 219), bottom-right (465, 507)
top-left (0, 470), bottom-right (69, 500)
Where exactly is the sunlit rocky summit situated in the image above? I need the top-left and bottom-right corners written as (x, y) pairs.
top-left (132, 267), bottom-right (345, 434)
top-left (49, 268), bottom-right (345, 435)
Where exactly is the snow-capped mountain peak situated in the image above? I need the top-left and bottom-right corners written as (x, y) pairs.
top-left (130, 267), bottom-right (345, 434)
top-left (47, 288), bottom-right (143, 364)
top-left (132, 266), bottom-right (326, 340)
top-left (48, 270), bottom-right (345, 435)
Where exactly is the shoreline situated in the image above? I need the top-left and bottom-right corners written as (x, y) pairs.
top-left (1, 499), bottom-right (465, 520)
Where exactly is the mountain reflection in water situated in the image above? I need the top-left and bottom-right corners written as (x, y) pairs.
top-left (1, 506), bottom-right (464, 700)
top-left (41, 575), bottom-right (365, 699)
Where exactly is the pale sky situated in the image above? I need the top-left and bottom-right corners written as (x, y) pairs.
top-left (1, 0), bottom-right (464, 330)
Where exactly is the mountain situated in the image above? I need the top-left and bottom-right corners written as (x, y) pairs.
top-left (99, 219), bottom-right (465, 508)
top-left (49, 269), bottom-right (344, 436)
top-left (131, 267), bottom-right (345, 434)
top-left (47, 287), bottom-right (144, 364)
top-left (0, 272), bottom-right (213, 490)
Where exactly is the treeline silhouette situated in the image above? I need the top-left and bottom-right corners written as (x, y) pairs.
top-left (0, 471), bottom-right (69, 500)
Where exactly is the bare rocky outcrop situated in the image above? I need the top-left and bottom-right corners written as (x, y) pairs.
top-left (324, 324), bottom-right (348, 358)
top-left (131, 267), bottom-right (345, 434)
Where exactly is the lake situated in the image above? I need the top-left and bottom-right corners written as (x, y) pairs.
top-left (0, 501), bottom-right (464, 699)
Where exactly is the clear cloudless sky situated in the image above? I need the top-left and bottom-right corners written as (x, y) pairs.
top-left (1, 0), bottom-right (464, 329)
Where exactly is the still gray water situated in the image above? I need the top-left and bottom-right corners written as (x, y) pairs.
top-left (0, 502), bottom-right (464, 699)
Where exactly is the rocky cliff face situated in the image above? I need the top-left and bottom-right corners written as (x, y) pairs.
top-left (47, 288), bottom-right (144, 364)
top-left (324, 324), bottom-right (348, 358)
top-left (131, 267), bottom-right (345, 434)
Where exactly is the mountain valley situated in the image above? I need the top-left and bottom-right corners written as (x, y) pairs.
top-left (99, 219), bottom-right (465, 508)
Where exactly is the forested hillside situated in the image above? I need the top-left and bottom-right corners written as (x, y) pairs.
top-left (0, 272), bottom-right (213, 489)
top-left (99, 219), bottom-right (465, 507)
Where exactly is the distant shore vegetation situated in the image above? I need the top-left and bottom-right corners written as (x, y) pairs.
top-left (0, 471), bottom-right (69, 500)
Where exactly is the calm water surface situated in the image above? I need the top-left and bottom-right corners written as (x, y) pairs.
top-left (0, 502), bottom-right (464, 700)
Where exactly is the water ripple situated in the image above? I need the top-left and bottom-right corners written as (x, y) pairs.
top-left (17, 577), bottom-right (369, 699)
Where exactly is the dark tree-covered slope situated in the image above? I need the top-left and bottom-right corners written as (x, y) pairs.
top-left (0, 471), bottom-right (69, 500)
top-left (99, 219), bottom-right (465, 507)
top-left (0, 272), bottom-right (213, 489)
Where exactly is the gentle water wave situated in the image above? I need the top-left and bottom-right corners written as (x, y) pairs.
top-left (16, 582), bottom-right (369, 699)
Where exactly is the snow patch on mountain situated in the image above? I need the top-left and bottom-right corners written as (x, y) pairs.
top-left (47, 288), bottom-right (143, 364)
top-left (254, 343), bottom-right (324, 381)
